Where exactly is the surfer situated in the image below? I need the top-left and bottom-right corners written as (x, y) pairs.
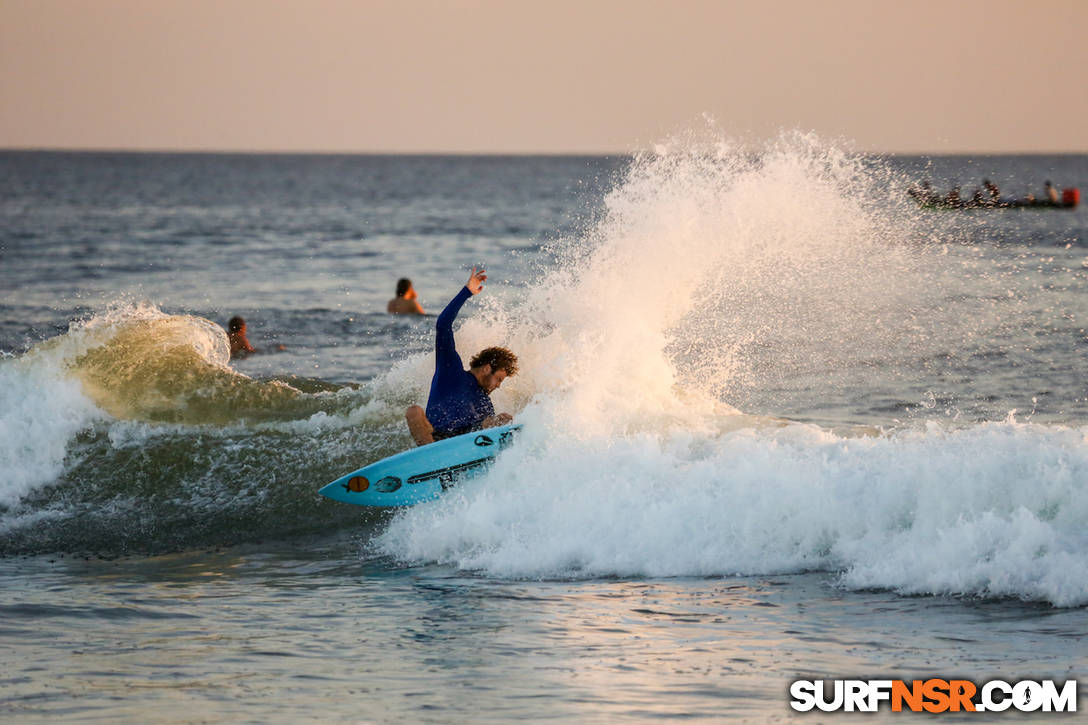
top-left (405, 266), bottom-right (518, 446)
top-left (387, 277), bottom-right (425, 315)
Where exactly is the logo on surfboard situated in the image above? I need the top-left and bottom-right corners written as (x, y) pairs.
top-left (475, 428), bottom-right (516, 448)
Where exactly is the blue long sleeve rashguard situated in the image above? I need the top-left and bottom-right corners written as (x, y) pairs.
top-left (425, 286), bottom-right (495, 439)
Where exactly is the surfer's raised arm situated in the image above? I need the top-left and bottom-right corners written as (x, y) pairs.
top-left (404, 266), bottom-right (518, 447)
top-left (434, 266), bottom-right (488, 376)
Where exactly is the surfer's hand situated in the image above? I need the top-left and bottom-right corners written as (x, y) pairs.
top-left (482, 413), bottom-right (513, 428)
top-left (466, 266), bottom-right (487, 295)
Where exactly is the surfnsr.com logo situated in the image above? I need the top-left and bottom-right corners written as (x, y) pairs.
top-left (789, 679), bottom-right (1077, 713)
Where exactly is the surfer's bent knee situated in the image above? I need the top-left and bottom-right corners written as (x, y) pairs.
top-left (405, 405), bottom-right (434, 447)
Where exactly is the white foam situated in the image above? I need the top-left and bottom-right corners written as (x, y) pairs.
top-left (377, 419), bottom-right (1088, 606)
top-left (0, 351), bottom-right (104, 507)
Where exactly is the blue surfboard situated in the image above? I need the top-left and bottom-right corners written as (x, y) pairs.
top-left (319, 424), bottom-right (521, 507)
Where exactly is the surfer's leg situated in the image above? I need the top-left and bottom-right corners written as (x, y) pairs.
top-left (405, 405), bottom-right (434, 446)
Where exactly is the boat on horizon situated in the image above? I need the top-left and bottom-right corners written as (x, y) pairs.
top-left (909, 184), bottom-right (1080, 210)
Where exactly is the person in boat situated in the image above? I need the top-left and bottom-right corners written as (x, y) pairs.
top-left (1045, 180), bottom-right (1060, 204)
top-left (405, 266), bottom-right (518, 446)
top-left (924, 181), bottom-right (941, 205)
top-left (387, 277), bottom-right (425, 315)
top-left (908, 180), bottom-right (937, 205)
top-left (983, 179), bottom-right (1001, 205)
top-left (945, 186), bottom-right (962, 207)
top-left (227, 316), bottom-right (256, 358)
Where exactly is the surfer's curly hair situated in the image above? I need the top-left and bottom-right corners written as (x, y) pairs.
top-left (470, 346), bottom-right (518, 376)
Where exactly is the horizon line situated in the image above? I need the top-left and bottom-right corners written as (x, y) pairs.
top-left (3, 145), bottom-right (1087, 158)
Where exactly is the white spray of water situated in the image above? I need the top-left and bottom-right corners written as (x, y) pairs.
top-left (376, 132), bottom-right (1088, 606)
top-left (447, 131), bottom-right (924, 432)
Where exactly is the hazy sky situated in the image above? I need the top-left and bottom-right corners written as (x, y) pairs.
top-left (2, 0), bottom-right (1087, 154)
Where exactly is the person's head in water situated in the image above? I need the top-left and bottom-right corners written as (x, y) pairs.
top-left (470, 346), bottom-right (519, 393)
top-left (227, 316), bottom-right (255, 357)
top-left (388, 278), bottom-right (424, 314)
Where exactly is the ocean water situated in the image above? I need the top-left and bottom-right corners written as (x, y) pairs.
top-left (1, 136), bottom-right (1086, 722)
